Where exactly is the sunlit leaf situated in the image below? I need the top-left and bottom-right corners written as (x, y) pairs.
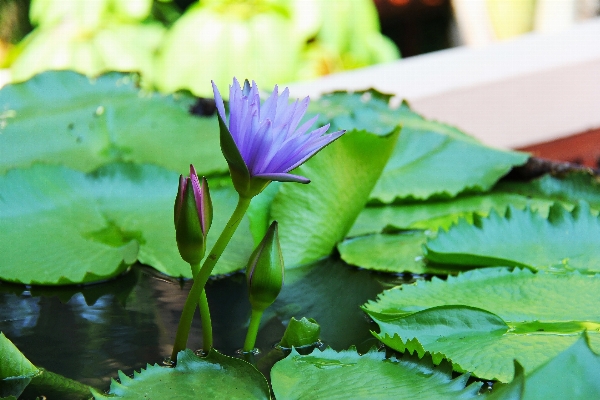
top-left (92, 349), bottom-right (270, 399)
top-left (0, 71), bottom-right (225, 176)
top-left (271, 347), bottom-right (483, 400)
top-left (426, 202), bottom-right (600, 272)
top-left (363, 268), bottom-right (600, 382)
top-left (270, 129), bottom-right (399, 268)
top-left (309, 91), bottom-right (527, 202)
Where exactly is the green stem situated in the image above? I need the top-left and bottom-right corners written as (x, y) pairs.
top-left (189, 263), bottom-right (213, 352)
top-left (243, 308), bottom-right (264, 352)
top-left (198, 289), bottom-right (213, 351)
top-left (172, 196), bottom-right (252, 360)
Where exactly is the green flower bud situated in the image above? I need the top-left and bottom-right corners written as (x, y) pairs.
top-left (245, 221), bottom-right (284, 312)
top-left (174, 165), bottom-right (212, 265)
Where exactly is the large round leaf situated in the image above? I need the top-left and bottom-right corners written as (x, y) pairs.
top-left (92, 349), bottom-right (270, 399)
top-left (271, 347), bottom-right (483, 400)
top-left (348, 192), bottom-right (554, 237)
top-left (0, 163), bottom-right (253, 285)
top-left (363, 268), bottom-right (600, 382)
top-left (0, 71), bottom-right (225, 176)
top-left (426, 202), bottom-right (600, 272)
top-left (338, 231), bottom-right (432, 274)
top-left (308, 90), bottom-right (528, 202)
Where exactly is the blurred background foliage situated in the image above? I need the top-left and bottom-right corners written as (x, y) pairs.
top-left (0, 0), bottom-right (400, 97)
top-left (2, 0), bottom-right (597, 97)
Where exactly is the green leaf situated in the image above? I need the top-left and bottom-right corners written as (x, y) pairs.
top-left (0, 71), bottom-right (226, 176)
top-left (338, 231), bottom-right (433, 274)
top-left (0, 163), bottom-right (253, 284)
top-left (0, 165), bottom-right (137, 285)
top-left (310, 91), bottom-right (474, 140)
top-left (270, 129), bottom-right (399, 267)
top-left (426, 202), bottom-right (600, 272)
top-left (371, 129), bottom-right (528, 202)
top-left (348, 192), bottom-right (555, 237)
top-left (498, 171), bottom-right (600, 210)
top-left (278, 317), bottom-right (321, 349)
top-left (363, 268), bottom-right (600, 382)
top-left (521, 334), bottom-right (600, 400)
top-left (0, 332), bottom-right (38, 379)
top-left (87, 164), bottom-right (253, 278)
top-left (0, 333), bottom-right (93, 399)
top-left (92, 349), bottom-right (270, 399)
top-left (271, 347), bottom-right (483, 400)
top-left (309, 91), bottom-right (527, 202)
top-left (0, 332), bottom-right (38, 399)
top-left (488, 361), bottom-right (524, 400)
top-left (490, 335), bottom-right (600, 400)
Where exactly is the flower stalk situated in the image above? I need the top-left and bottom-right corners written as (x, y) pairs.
top-left (171, 195), bottom-right (252, 360)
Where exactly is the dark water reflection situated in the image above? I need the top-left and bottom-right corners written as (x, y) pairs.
top-left (0, 258), bottom-right (414, 394)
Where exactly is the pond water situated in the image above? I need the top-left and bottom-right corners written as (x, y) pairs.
top-left (0, 257), bottom-right (415, 396)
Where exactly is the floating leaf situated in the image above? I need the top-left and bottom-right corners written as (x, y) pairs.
top-left (371, 129), bottom-right (528, 203)
top-left (92, 349), bottom-right (270, 399)
top-left (0, 332), bottom-right (39, 380)
top-left (498, 171), bottom-right (600, 210)
top-left (520, 334), bottom-right (600, 399)
top-left (271, 347), bottom-right (483, 400)
top-left (426, 202), bottom-right (600, 272)
top-left (0, 163), bottom-right (252, 284)
top-left (0, 71), bottom-right (225, 176)
top-left (270, 129), bottom-right (399, 268)
top-left (310, 90), bottom-right (475, 141)
top-left (348, 192), bottom-right (554, 237)
top-left (309, 90), bottom-right (527, 202)
top-left (338, 231), bottom-right (431, 274)
top-left (363, 268), bottom-right (600, 382)
top-left (490, 335), bottom-right (600, 400)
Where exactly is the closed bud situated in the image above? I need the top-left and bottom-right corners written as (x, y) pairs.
top-left (174, 165), bottom-right (213, 265)
top-left (245, 221), bottom-right (284, 311)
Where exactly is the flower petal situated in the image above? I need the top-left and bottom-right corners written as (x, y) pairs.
top-left (253, 172), bottom-right (310, 184)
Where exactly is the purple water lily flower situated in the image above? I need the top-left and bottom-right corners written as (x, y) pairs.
top-left (212, 78), bottom-right (345, 198)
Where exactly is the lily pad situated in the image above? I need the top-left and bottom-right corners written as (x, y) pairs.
top-left (0, 332), bottom-right (38, 380)
top-left (520, 334), bottom-right (600, 399)
top-left (0, 70), bottom-right (225, 176)
top-left (270, 128), bottom-right (399, 268)
top-left (426, 202), bottom-right (600, 272)
top-left (309, 90), bottom-right (528, 202)
top-left (348, 192), bottom-right (555, 237)
top-left (498, 171), bottom-right (600, 210)
top-left (363, 267), bottom-right (600, 382)
top-left (0, 163), bottom-right (253, 285)
top-left (338, 231), bottom-right (431, 274)
top-left (92, 349), bottom-right (270, 399)
top-left (271, 347), bottom-right (483, 400)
